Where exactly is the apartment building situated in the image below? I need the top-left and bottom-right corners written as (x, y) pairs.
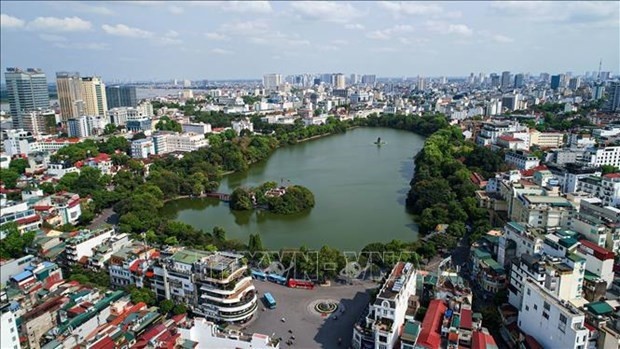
top-left (182, 122), bottom-right (212, 135)
top-left (529, 129), bottom-right (565, 148)
top-left (505, 150), bottom-right (540, 170)
top-left (585, 146), bottom-right (620, 167)
top-left (131, 138), bottom-right (154, 159)
top-left (498, 222), bottom-right (545, 266)
top-left (578, 173), bottom-right (620, 207)
top-left (63, 227), bottom-right (115, 265)
top-left (232, 118), bottom-right (254, 135)
top-left (518, 278), bottom-right (589, 349)
top-left (476, 121), bottom-right (526, 146)
top-left (352, 262), bottom-right (417, 349)
top-left (1, 304), bottom-right (20, 349)
top-left (510, 194), bottom-right (574, 228)
top-left (575, 239), bottom-right (616, 288)
top-left (178, 317), bottom-right (280, 349)
top-left (34, 192), bottom-right (81, 225)
top-left (150, 249), bottom-right (258, 324)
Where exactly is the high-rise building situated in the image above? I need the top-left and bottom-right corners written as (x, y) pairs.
top-left (262, 73), bottom-right (282, 90)
top-left (67, 117), bottom-right (89, 138)
top-left (568, 77), bottom-right (581, 90)
top-left (361, 74), bottom-right (376, 85)
top-left (514, 73), bottom-right (525, 88)
top-left (501, 71), bottom-right (512, 89)
top-left (350, 73), bottom-right (360, 84)
top-left (593, 83), bottom-right (605, 100)
top-left (490, 73), bottom-right (500, 87)
top-left (106, 85), bottom-right (137, 108)
top-left (80, 76), bottom-right (108, 117)
top-left (1, 304), bottom-right (21, 349)
top-left (4, 67), bottom-right (50, 129)
top-left (416, 76), bottom-right (426, 91)
top-left (604, 81), bottom-right (620, 113)
top-left (56, 72), bottom-right (84, 121)
top-left (550, 74), bottom-right (564, 90)
top-left (333, 73), bottom-right (345, 89)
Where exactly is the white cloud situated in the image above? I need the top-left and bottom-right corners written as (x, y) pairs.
top-left (317, 44), bottom-right (339, 51)
top-left (168, 5), bottom-right (184, 15)
top-left (205, 32), bottom-right (228, 41)
top-left (194, 1), bottom-right (272, 14)
top-left (157, 30), bottom-right (182, 46)
top-left (367, 24), bottom-right (415, 40)
top-left (221, 20), bottom-right (269, 36)
top-left (331, 39), bottom-right (348, 46)
top-left (291, 2), bottom-right (362, 24)
top-left (39, 34), bottom-right (67, 42)
top-left (102, 24), bottom-right (152, 38)
top-left (211, 48), bottom-right (233, 55)
top-left (1, 13), bottom-right (25, 28)
top-left (73, 3), bottom-right (114, 15)
top-left (345, 23), bottom-right (365, 30)
top-left (28, 16), bottom-right (92, 32)
top-left (378, 2), bottom-right (461, 19)
top-left (491, 1), bottom-right (618, 27)
top-left (54, 42), bottom-right (109, 50)
top-left (491, 34), bottom-right (514, 43)
top-left (425, 21), bottom-right (473, 36)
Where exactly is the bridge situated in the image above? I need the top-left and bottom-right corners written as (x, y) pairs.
top-left (205, 192), bottom-right (231, 202)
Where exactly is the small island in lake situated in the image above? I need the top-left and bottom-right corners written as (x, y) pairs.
top-left (229, 181), bottom-right (315, 214)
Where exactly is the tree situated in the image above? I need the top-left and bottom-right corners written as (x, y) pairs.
top-left (213, 226), bottom-right (226, 243)
top-left (248, 233), bottom-right (264, 252)
top-left (172, 304), bottom-right (187, 315)
top-left (0, 169), bottom-right (19, 189)
top-left (230, 188), bottom-right (253, 210)
top-left (155, 116), bottom-right (182, 133)
top-left (103, 123), bottom-right (117, 135)
top-left (9, 158), bottom-right (29, 174)
top-left (164, 236), bottom-right (179, 246)
top-left (0, 223), bottom-right (36, 259)
top-left (39, 182), bottom-right (56, 195)
top-left (601, 165), bottom-right (619, 175)
top-left (129, 286), bottom-right (156, 306)
top-left (160, 299), bottom-right (174, 314)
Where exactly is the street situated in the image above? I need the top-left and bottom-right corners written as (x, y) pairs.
top-left (88, 207), bottom-right (119, 230)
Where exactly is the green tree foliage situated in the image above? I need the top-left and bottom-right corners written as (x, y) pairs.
top-left (248, 233), bottom-right (264, 252)
top-left (0, 168), bottom-right (19, 188)
top-left (160, 299), bottom-right (174, 314)
top-left (98, 136), bottom-right (130, 154)
top-left (267, 185), bottom-right (315, 214)
top-left (155, 116), bottom-right (182, 132)
top-left (128, 286), bottom-right (156, 306)
top-left (172, 304), bottom-right (187, 315)
top-left (601, 165), bottom-right (619, 175)
top-left (229, 188), bottom-right (253, 210)
top-left (0, 223), bottom-right (36, 259)
top-left (103, 123), bottom-right (118, 135)
top-left (9, 158), bottom-right (29, 174)
top-left (67, 264), bottom-right (110, 289)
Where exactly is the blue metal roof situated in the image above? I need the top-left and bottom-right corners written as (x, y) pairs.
top-left (11, 270), bottom-right (33, 282)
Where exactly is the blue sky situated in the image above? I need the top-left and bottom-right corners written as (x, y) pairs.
top-left (1, 1), bottom-right (618, 81)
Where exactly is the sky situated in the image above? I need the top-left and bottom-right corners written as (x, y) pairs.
top-left (1, 1), bottom-right (618, 81)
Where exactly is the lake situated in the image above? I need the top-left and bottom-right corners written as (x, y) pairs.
top-left (161, 127), bottom-right (425, 251)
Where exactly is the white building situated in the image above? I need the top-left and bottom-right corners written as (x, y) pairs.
top-left (518, 278), bottom-right (589, 349)
top-left (352, 262), bottom-right (417, 349)
top-left (182, 122), bottom-right (212, 135)
top-left (498, 222), bottom-right (544, 266)
top-left (586, 146), bottom-right (620, 167)
top-left (3, 129), bottom-right (35, 156)
top-left (263, 74), bottom-right (282, 91)
top-left (510, 194), bottom-right (574, 228)
top-left (179, 318), bottom-right (279, 349)
top-left (476, 121), bottom-right (526, 146)
top-left (575, 239), bottom-right (616, 288)
top-left (64, 227), bottom-right (115, 264)
top-left (505, 150), bottom-right (540, 170)
top-left (0, 255), bottom-right (35, 287)
top-left (577, 173), bottom-right (620, 207)
top-left (151, 249), bottom-right (258, 324)
top-left (232, 118), bottom-right (254, 135)
top-left (165, 132), bottom-right (209, 152)
top-left (131, 138), bottom-right (154, 159)
top-left (35, 191), bottom-right (82, 225)
top-left (1, 304), bottom-right (20, 349)
top-left (21, 109), bottom-right (56, 137)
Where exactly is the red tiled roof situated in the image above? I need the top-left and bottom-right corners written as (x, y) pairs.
top-left (578, 239), bottom-right (615, 260)
top-left (417, 299), bottom-right (446, 349)
top-left (603, 172), bottom-right (620, 179)
top-left (90, 336), bottom-right (115, 349)
top-left (129, 259), bottom-right (145, 273)
top-left (109, 302), bottom-right (147, 326)
top-left (498, 135), bottom-right (523, 142)
top-left (16, 215), bottom-right (41, 225)
top-left (460, 308), bottom-right (473, 330)
top-left (471, 330), bottom-right (497, 349)
top-left (524, 334), bottom-right (544, 349)
top-left (520, 164), bottom-right (548, 177)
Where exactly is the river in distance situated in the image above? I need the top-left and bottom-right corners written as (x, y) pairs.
top-left (161, 127), bottom-right (425, 251)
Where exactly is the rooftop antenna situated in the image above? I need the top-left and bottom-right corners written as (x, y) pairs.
top-left (598, 58), bottom-right (602, 81)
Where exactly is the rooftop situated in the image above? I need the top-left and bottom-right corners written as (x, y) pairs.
top-left (584, 301), bottom-right (614, 316)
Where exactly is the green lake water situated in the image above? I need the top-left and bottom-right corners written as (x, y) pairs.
top-left (161, 127), bottom-right (425, 250)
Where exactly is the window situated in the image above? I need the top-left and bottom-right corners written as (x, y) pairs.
top-left (379, 335), bottom-right (387, 343)
top-left (534, 304), bottom-right (538, 310)
top-left (527, 288), bottom-right (531, 295)
top-left (543, 301), bottom-right (550, 311)
top-left (525, 305), bottom-right (529, 311)
top-left (542, 312), bottom-right (549, 319)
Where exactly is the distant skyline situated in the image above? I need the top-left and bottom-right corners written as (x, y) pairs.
top-left (1, 1), bottom-right (618, 81)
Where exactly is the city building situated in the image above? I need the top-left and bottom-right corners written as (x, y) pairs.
top-left (178, 317), bottom-right (280, 349)
top-left (263, 74), bottom-right (282, 91)
top-left (604, 81), bottom-right (620, 113)
top-left (578, 173), bottom-right (620, 207)
top-left (182, 122), bottom-right (212, 135)
top-left (585, 146), bottom-right (620, 167)
top-left (4, 67), bottom-right (50, 129)
top-left (34, 191), bottom-right (82, 226)
top-left (352, 262), bottom-right (417, 349)
top-left (105, 85), bottom-right (137, 108)
top-left (510, 194), bottom-right (573, 228)
top-left (150, 248), bottom-right (258, 323)
top-left (1, 303), bottom-right (21, 349)
top-left (0, 254), bottom-right (35, 286)
top-left (63, 227), bottom-right (115, 265)
top-left (575, 239), bottom-right (616, 288)
top-left (551, 74), bottom-right (564, 90)
top-left (131, 138), bottom-right (154, 159)
top-left (501, 71), bottom-right (512, 90)
top-left (2, 129), bottom-right (35, 156)
top-left (505, 150), bottom-right (540, 170)
top-left (21, 109), bottom-right (57, 137)
top-left (517, 278), bottom-right (589, 349)
top-left (56, 72), bottom-right (84, 121)
top-left (126, 118), bottom-right (152, 132)
top-left (80, 76), bottom-right (108, 117)
top-left (232, 118), bottom-right (254, 134)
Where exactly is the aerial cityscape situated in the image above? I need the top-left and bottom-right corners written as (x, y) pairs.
top-left (0, 1), bottom-right (619, 349)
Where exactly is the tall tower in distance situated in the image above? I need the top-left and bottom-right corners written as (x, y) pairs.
top-left (4, 67), bottom-right (50, 129)
top-left (80, 76), bottom-right (108, 117)
top-left (262, 73), bottom-right (282, 91)
top-left (56, 72), bottom-right (84, 121)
